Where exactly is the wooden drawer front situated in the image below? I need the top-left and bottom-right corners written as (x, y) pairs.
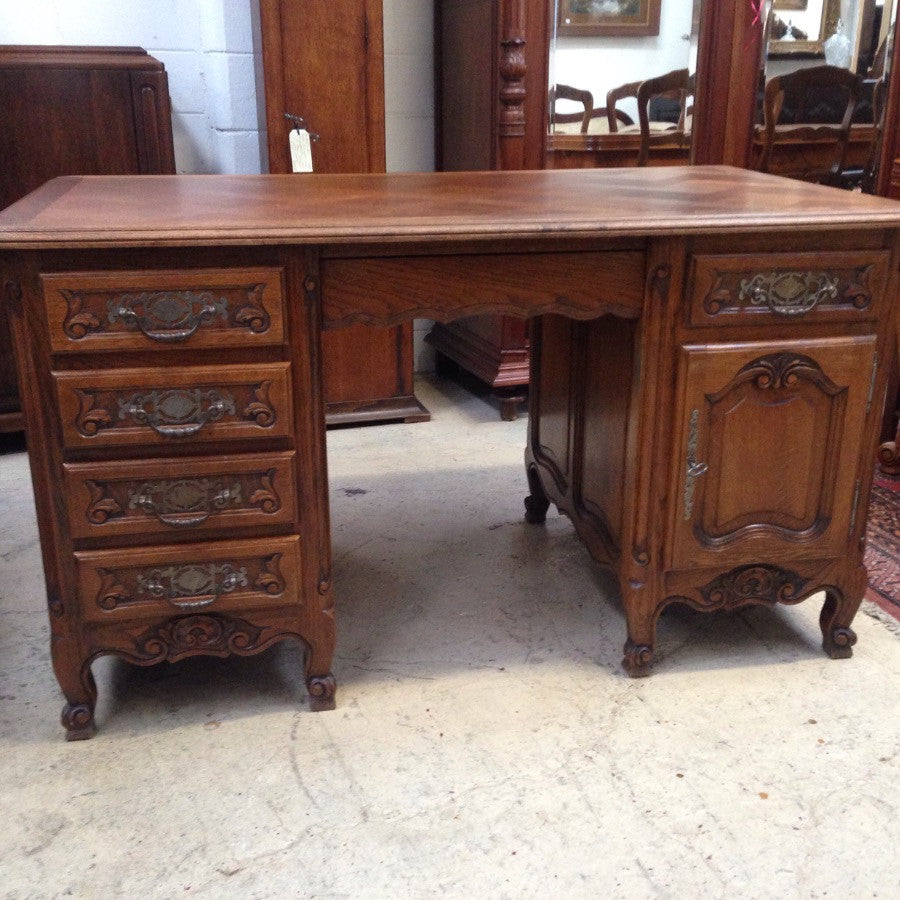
top-left (64, 452), bottom-right (296, 539)
top-left (76, 536), bottom-right (302, 623)
top-left (55, 362), bottom-right (292, 449)
top-left (42, 267), bottom-right (284, 352)
top-left (686, 251), bottom-right (889, 327)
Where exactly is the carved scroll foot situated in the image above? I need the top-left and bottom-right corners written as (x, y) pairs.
top-left (820, 591), bottom-right (860, 660)
top-left (524, 464), bottom-right (550, 524)
top-left (61, 701), bottom-right (96, 741)
top-left (622, 640), bottom-right (655, 677)
top-left (307, 672), bottom-right (337, 711)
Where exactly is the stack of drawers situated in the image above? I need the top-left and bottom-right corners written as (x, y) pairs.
top-left (20, 259), bottom-right (336, 739)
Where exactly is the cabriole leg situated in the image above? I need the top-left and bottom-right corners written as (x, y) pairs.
top-left (621, 601), bottom-right (658, 678)
top-left (820, 588), bottom-right (861, 659)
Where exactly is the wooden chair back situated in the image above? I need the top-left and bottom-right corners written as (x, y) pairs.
top-left (635, 68), bottom-right (694, 166)
top-left (757, 64), bottom-right (863, 184)
top-left (549, 84), bottom-right (594, 134)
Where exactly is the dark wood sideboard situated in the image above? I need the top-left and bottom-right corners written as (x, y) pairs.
top-left (0, 45), bottom-right (176, 433)
top-left (259, 0), bottom-right (428, 426)
top-left (0, 167), bottom-right (897, 739)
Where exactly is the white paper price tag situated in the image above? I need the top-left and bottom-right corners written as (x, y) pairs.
top-left (289, 128), bottom-right (314, 173)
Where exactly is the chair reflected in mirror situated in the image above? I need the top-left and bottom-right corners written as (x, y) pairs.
top-left (606, 68), bottom-right (694, 166)
top-left (755, 63), bottom-right (864, 187)
top-left (549, 83), bottom-right (633, 135)
top-left (635, 68), bottom-right (694, 166)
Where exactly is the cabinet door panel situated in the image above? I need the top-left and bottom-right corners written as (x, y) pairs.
top-left (668, 337), bottom-right (876, 571)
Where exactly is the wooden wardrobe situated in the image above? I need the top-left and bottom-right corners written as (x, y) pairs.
top-left (0, 45), bottom-right (176, 433)
top-left (259, 0), bottom-right (428, 426)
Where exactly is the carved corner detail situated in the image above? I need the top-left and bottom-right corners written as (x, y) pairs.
top-left (695, 563), bottom-right (809, 611)
top-left (134, 613), bottom-right (265, 663)
top-left (243, 381), bottom-right (276, 428)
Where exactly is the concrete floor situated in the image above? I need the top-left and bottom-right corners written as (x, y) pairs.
top-left (0, 376), bottom-right (898, 898)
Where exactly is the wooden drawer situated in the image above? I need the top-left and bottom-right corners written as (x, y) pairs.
top-left (42, 267), bottom-right (285, 352)
top-left (686, 251), bottom-right (890, 327)
top-left (54, 362), bottom-right (292, 449)
top-left (75, 535), bottom-right (303, 623)
top-left (64, 451), bottom-right (297, 539)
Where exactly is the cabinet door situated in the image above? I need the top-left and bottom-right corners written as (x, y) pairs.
top-left (668, 337), bottom-right (877, 571)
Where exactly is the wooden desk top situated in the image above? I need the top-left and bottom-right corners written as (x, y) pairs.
top-left (1, 166), bottom-right (899, 249)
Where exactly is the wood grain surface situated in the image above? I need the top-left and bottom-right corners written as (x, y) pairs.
top-left (3, 167), bottom-right (900, 249)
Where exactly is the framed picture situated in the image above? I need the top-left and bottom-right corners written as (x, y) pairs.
top-left (557, 0), bottom-right (662, 37)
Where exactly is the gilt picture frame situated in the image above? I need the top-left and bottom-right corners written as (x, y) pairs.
top-left (557, 0), bottom-right (662, 37)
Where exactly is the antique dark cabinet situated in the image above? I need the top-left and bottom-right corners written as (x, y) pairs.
top-left (0, 45), bottom-right (176, 432)
top-left (260, 0), bottom-right (428, 425)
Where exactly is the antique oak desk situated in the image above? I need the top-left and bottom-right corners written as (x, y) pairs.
top-left (1, 167), bottom-right (898, 739)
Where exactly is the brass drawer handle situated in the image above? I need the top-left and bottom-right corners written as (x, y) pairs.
top-left (738, 271), bottom-right (838, 316)
top-left (118, 389), bottom-right (236, 438)
top-left (683, 409), bottom-right (708, 521)
top-left (138, 563), bottom-right (248, 610)
top-left (130, 483), bottom-right (239, 528)
top-left (108, 291), bottom-right (228, 342)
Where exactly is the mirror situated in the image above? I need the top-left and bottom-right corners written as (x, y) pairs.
top-left (757, 0), bottom-right (897, 192)
top-left (547, 0), bottom-right (703, 167)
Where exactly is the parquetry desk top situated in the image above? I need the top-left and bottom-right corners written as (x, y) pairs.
top-left (1, 166), bottom-right (899, 250)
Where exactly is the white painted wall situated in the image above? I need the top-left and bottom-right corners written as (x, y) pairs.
top-left (549, 1), bottom-right (697, 124)
top-left (0, 0), bottom-right (438, 370)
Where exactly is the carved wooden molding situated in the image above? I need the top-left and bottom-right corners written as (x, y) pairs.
top-left (695, 563), bottom-right (810, 610)
top-left (658, 564), bottom-right (811, 617)
top-left (243, 381), bottom-right (276, 427)
top-left (134, 613), bottom-right (266, 662)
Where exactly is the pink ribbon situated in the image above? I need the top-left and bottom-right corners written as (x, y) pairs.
top-left (749, 0), bottom-right (765, 27)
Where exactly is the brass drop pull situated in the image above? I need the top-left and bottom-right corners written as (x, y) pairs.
top-left (130, 483), bottom-right (237, 527)
top-left (738, 271), bottom-right (837, 316)
top-left (108, 291), bottom-right (228, 342)
top-left (118, 389), bottom-right (236, 438)
top-left (138, 563), bottom-right (248, 609)
top-left (683, 409), bottom-right (707, 521)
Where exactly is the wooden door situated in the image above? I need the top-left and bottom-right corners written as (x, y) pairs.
top-left (667, 337), bottom-right (878, 572)
top-left (260, 0), bottom-right (427, 425)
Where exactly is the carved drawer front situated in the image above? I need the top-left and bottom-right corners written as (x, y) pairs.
top-left (687, 251), bottom-right (889, 327)
top-left (42, 267), bottom-right (285, 352)
top-left (64, 452), bottom-right (296, 539)
top-left (75, 536), bottom-right (302, 623)
top-left (55, 362), bottom-right (292, 449)
top-left (668, 337), bottom-right (877, 571)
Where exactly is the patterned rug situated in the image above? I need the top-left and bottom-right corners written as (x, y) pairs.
top-left (864, 474), bottom-right (900, 622)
